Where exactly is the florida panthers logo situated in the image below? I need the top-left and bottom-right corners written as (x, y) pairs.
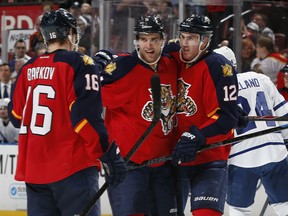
top-left (142, 84), bottom-right (177, 135)
top-left (177, 78), bottom-right (197, 116)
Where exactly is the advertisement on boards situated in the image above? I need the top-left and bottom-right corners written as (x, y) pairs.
top-left (0, 144), bottom-right (26, 211)
top-left (0, 5), bottom-right (43, 43)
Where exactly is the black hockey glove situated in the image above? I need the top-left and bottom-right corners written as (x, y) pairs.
top-left (100, 141), bottom-right (127, 187)
top-left (93, 49), bottom-right (113, 71)
top-left (236, 106), bottom-right (248, 128)
top-left (172, 126), bottom-right (206, 165)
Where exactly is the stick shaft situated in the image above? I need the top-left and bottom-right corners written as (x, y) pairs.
top-left (245, 115), bottom-right (288, 121)
top-left (199, 123), bottom-right (288, 152)
top-left (128, 123), bottom-right (288, 169)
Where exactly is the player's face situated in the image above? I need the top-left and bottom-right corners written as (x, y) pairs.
top-left (137, 33), bottom-right (164, 63)
top-left (179, 32), bottom-right (200, 61)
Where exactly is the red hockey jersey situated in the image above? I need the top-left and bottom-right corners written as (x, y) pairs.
top-left (165, 42), bottom-right (238, 166)
top-left (101, 51), bottom-right (178, 165)
top-left (9, 50), bottom-right (106, 184)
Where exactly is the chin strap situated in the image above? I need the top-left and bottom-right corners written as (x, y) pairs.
top-left (68, 27), bottom-right (80, 51)
top-left (68, 34), bottom-right (79, 51)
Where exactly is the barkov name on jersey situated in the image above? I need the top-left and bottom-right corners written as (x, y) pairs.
top-left (27, 67), bottom-right (55, 81)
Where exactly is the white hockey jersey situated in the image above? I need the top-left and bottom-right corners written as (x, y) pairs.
top-left (229, 72), bottom-right (288, 168)
top-left (250, 53), bottom-right (286, 84)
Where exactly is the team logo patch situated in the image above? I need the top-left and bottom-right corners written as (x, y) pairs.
top-left (82, 55), bottom-right (95, 65)
top-left (142, 84), bottom-right (177, 135)
top-left (104, 62), bottom-right (116, 75)
top-left (177, 78), bottom-right (197, 116)
top-left (222, 64), bottom-right (233, 77)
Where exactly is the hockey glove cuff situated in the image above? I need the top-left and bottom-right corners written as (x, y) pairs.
top-left (100, 141), bottom-right (127, 187)
top-left (172, 125), bottom-right (206, 165)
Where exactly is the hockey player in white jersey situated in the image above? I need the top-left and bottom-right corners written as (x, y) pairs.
top-left (215, 46), bottom-right (288, 216)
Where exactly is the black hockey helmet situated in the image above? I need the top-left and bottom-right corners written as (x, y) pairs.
top-left (134, 15), bottom-right (164, 39)
top-left (179, 14), bottom-right (213, 36)
top-left (40, 8), bottom-right (78, 41)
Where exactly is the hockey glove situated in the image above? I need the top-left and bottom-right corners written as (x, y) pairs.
top-left (236, 106), bottom-right (248, 128)
top-left (100, 141), bottom-right (127, 187)
top-left (93, 49), bottom-right (113, 71)
top-left (172, 126), bottom-right (206, 165)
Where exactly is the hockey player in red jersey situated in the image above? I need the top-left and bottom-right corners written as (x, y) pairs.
top-left (164, 14), bottom-right (239, 216)
top-left (100, 15), bottom-right (178, 215)
top-left (8, 8), bottom-right (126, 216)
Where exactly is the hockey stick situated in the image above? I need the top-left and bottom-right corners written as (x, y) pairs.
top-left (127, 123), bottom-right (288, 170)
top-left (259, 198), bottom-right (269, 216)
top-left (245, 115), bottom-right (288, 121)
top-left (78, 74), bottom-right (162, 216)
top-left (199, 123), bottom-right (288, 152)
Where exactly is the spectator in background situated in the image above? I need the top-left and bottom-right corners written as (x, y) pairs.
top-left (81, 2), bottom-right (92, 28)
top-left (11, 58), bottom-right (25, 83)
top-left (0, 63), bottom-right (12, 99)
top-left (42, 1), bottom-right (54, 12)
top-left (0, 98), bottom-right (19, 143)
top-left (77, 17), bottom-right (91, 54)
top-left (251, 35), bottom-right (287, 84)
top-left (241, 37), bottom-right (256, 72)
top-left (277, 64), bottom-right (288, 101)
top-left (69, 1), bottom-right (84, 20)
top-left (252, 13), bottom-right (275, 43)
top-left (244, 21), bottom-right (259, 45)
top-left (29, 15), bottom-right (44, 57)
top-left (8, 39), bottom-right (31, 72)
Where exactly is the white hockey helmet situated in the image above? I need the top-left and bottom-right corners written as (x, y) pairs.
top-left (214, 46), bottom-right (237, 69)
